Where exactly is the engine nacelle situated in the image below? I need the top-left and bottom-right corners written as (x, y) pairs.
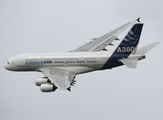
top-left (85, 38), bottom-right (97, 44)
top-left (40, 84), bottom-right (57, 92)
top-left (35, 77), bottom-right (50, 86)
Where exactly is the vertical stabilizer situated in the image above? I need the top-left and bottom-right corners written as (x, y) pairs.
top-left (115, 23), bottom-right (143, 54)
top-left (102, 23), bottom-right (143, 69)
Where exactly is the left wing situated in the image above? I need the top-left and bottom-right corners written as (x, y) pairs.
top-left (73, 19), bottom-right (138, 52)
top-left (42, 68), bottom-right (76, 90)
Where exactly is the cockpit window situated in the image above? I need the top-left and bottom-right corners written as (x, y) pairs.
top-left (7, 61), bottom-right (9, 64)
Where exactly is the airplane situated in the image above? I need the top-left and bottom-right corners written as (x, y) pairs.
top-left (4, 18), bottom-right (160, 92)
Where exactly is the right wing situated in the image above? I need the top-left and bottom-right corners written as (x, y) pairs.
top-left (42, 67), bottom-right (76, 90)
top-left (73, 19), bottom-right (138, 52)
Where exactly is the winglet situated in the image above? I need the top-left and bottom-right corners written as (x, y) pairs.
top-left (67, 87), bottom-right (71, 92)
top-left (137, 17), bottom-right (140, 22)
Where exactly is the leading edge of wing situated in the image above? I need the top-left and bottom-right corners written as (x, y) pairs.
top-left (73, 19), bottom-right (138, 52)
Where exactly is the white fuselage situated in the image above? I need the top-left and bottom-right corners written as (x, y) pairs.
top-left (4, 52), bottom-right (113, 74)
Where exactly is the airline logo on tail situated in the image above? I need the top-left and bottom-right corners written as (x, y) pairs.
top-left (116, 23), bottom-right (143, 54)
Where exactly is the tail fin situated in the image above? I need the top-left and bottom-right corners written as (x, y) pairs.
top-left (115, 23), bottom-right (143, 55)
top-left (136, 42), bottom-right (161, 54)
top-left (102, 24), bottom-right (143, 69)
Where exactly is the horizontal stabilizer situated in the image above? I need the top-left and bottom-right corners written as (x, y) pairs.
top-left (137, 42), bottom-right (161, 54)
top-left (119, 58), bottom-right (138, 68)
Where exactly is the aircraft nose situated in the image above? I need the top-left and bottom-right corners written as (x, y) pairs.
top-left (4, 62), bottom-right (9, 70)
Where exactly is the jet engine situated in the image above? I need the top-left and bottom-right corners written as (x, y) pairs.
top-left (40, 84), bottom-right (57, 92)
top-left (35, 77), bottom-right (50, 86)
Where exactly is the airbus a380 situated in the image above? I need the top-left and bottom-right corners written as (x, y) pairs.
top-left (4, 18), bottom-right (160, 92)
